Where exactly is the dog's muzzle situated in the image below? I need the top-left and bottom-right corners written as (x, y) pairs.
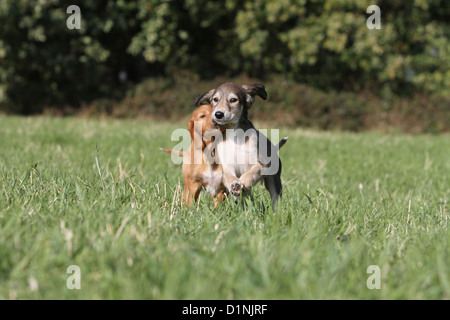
top-left (214, 111), bottom-right (225, 119)
top-left (212, 119), bottom-right (229, 129)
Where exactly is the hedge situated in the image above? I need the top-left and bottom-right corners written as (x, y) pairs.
top-left (0, 0), bottom-right (449, 115)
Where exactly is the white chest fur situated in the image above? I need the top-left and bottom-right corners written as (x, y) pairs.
top-left (202, 166), bottom-right (222, 196)
top-left (217, 130), bottom-right (259, 177)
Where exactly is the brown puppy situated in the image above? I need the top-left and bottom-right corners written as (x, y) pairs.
top-left (161, 104), bottom-right (227, 207)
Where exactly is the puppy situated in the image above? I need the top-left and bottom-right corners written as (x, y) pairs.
top-left (194, 82), bottom-right (286, 210)
top-left (161, 104), bottom-right (227, 207)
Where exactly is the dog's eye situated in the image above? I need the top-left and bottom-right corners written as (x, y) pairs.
top-left (213, 97), bottom-right (219, 102)
top-left (200, 114), bottom-right (206, 118)
top-left (229, 98), bottom-right (237, 103)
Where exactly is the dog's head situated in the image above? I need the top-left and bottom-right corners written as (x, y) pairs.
top-left (188, 104), bottom-right (222, 149)
top-left (194, 82), bottom-right (267, 128)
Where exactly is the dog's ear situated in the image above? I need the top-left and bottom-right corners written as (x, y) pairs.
top-left (188, 119), bottom-right (207, 150)
top-left (188, 119), bottom-right (195, 141)
top-left (194, 89), bottom-right (215, 107)
top-left (242, 84), bottom-right (267, 107)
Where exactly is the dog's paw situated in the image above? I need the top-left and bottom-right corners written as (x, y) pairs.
top-left (230, 181), bottom-right (245, 197)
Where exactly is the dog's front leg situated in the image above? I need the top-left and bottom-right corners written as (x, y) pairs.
top-left (238, 162), bottom-right (263, 189)
top-left (182, 181), bottom-right (202, 207)
top-left (221, 164), bottom-right (246, 199)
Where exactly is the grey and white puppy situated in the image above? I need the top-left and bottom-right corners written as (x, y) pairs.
top-left (195, 82), bottom-right (287, 210)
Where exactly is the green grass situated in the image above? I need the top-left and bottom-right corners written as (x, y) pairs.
top-left (0, 115), bottom-right (448, 299)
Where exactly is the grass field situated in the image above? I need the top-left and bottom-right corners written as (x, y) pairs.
top-left (0, 115), bottom-right (448, 300)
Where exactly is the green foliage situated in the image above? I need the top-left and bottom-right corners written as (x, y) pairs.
top-left (0, 0), bottom-right (449, 113)
top-left (86, 73), bottom-right (449, 133)
top-left (0, 0), bottom-right (145, 113)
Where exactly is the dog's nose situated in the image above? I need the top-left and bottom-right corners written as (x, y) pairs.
top-left (215, 111), bottom-right (224, 119)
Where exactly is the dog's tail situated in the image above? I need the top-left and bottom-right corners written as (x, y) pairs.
top-left (159, 147), bottom-right (184, 156)
top-left (276, 137), bottom-right (288, 150)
